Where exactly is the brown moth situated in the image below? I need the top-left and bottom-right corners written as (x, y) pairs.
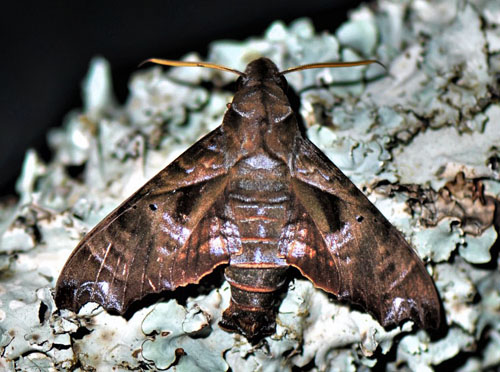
top-left (55, 57), bottom-right (441, 342)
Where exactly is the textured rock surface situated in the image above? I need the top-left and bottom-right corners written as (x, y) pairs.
top-left (1, 1), bottom-right (500, 370)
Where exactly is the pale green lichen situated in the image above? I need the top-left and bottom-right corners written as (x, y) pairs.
top-left (1, 0), bottom-right (500, 371)
top-left (411, 218), bottom-right (462, 263)
top-left (68, 304), bottom-right (150, 370)
top-left (391, 115), bottom-right (500, 188)
top-left (141, 287), bottom-right (233, 371)
top-left (336, 6), bottom-right (378, 57)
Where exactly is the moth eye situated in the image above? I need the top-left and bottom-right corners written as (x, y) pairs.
top-left (132, 205), bottom-right (138, 210)
top-left (149, 204), bottom-right (158, 211)
top-left (356, 215), bottom-right (364, 223)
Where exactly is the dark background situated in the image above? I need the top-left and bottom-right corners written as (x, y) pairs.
top-left (1, 0), bottom-right (364, 197)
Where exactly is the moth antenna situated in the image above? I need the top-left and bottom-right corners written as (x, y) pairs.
top-left (280, 59), bottom-right (386, 75)
top-left (139, 58), bottom-right (245, 77)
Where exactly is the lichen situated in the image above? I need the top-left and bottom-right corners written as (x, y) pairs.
top-left (373, 171), bottom-right (498, 265)
top-left (1, 0), bottom-right (500, 371)
top-left (141, 286), bottom-right (233, 371)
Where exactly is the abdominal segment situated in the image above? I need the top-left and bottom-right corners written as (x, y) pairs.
top-left (219, 266), bottom-right (289, 341)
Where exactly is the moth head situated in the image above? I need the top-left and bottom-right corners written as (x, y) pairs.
top-left (237, 58), bottom-right (288, 90)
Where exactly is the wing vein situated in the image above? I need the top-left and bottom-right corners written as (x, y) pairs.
top-left (93, 242), bottom-right (112, 293)
top-left (140, 235), bottom-right (156, 296)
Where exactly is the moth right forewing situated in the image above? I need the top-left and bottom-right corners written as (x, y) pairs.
top-left (55, 127), bottom-right (235, 314)
top-left (288, 137), bottom-right (441, 329)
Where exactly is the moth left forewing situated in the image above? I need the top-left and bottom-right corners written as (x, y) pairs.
top-left (56, 127), bottom-right (236, 314)
top-left (287, 137), bottom-right (441, 329)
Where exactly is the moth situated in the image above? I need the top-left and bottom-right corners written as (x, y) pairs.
top-left (55, 57), bottom-right (441, 342)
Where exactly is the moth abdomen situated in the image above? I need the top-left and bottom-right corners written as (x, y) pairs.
top-left (220, 266), bottom-right (289, 341)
